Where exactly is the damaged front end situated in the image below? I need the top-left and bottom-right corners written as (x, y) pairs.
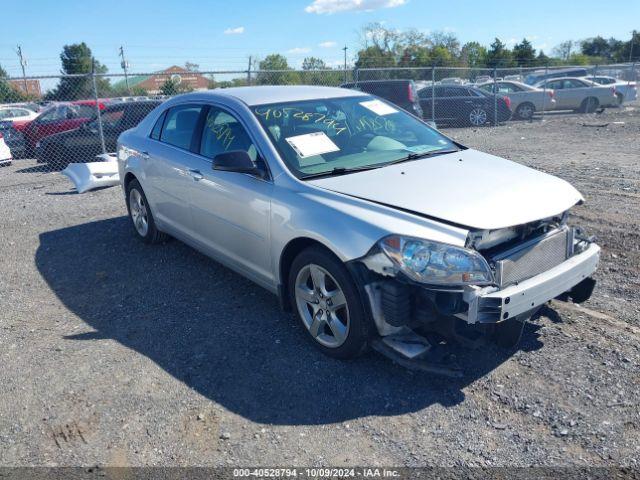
top-left (351, 214), bottom-right (600, 375)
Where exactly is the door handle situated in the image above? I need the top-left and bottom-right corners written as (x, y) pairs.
top-left (188, 169), bottom-right (203, 181)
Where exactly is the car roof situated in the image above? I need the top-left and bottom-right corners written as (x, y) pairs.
top-left (181, 85), bottom-right (368, 107)
top-left (105, 100), bottom-right (161, 109)
top-left (540, 77), bottom-right (592, 82)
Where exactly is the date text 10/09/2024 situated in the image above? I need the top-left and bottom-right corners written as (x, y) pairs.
top-left (233, 468), bottom-right (401, 478)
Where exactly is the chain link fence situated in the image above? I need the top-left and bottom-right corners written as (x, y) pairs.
top-left (0, 63), bottom-right (637, 174)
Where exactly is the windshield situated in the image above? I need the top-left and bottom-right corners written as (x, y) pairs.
top-left (251, 95), bottom-right (459, 178)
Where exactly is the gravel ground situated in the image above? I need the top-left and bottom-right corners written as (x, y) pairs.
top-left (0, 107), bottom-right (638, 467)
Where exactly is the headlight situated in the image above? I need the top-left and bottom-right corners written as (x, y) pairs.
top-left (379, 235), bottom-right (494, 286)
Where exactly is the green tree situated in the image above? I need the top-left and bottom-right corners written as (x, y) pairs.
top-left (616, 30), bottom-right (640, 62)
top-left (302, 57), bottom-right (327, 70)
top-left (553, 41), bottom-right (574, 62)
top-left (355, 46), bottom-right (396, 69)
top-left (159, 77), bottom-right (193, 96)
top-left (46, 43), bottom-right (112, 100)
top-left (256, 54), bottom-right (300, 85)
top-left (0, 64), bottom-right (27, 103)
top-left (460, 42), bottom-right (487, 68)
top-left (486, 38), bottom-right (515, 69)
top-left (513, 39), bottom-right (536, 66)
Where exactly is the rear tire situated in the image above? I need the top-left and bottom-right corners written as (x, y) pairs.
top-left (615, 92), bottom-right (624, 107)
top-left (515, 102), bottom-right (535, 120)
top-left (125, 179), bottom-right (167, 244)
top-left (580, 97), bottom-right (599, 113)
top-left (288, 246), bottom-right (371, 359)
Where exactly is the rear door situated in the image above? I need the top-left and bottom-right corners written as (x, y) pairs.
top-left (143, 104), bottom-right (204, 236)
top-left (187, 105), bottom-right (274, 287)
top-left (438, 86), bottom-right (473, 123)
top-left (545, 80), bottom-right (567, 108)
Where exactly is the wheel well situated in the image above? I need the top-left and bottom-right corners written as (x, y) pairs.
top-left (123, 172), bottom-right (137, 190)
top-left (278, 237), bottom-right (336, 311)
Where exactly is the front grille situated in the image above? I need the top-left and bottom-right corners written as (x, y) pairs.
top-left (493, 228), bottom-right (569, 288)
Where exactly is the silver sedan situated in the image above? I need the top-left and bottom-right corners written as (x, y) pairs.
top-left (477, 80), bottom-right (555, 119)
top-left (117, 86), bottom-right (599, 370)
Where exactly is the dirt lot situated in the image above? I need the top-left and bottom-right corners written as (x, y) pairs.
top-left (0, 107), bottom-right (638, 467)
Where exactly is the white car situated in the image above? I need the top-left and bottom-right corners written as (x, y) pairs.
top-left (477, 80), bottom-right (556, 119)
top-left (0, 132), bottom-right (12, 166)
top-left (587, 76), bottom-right (638, 105)
top-left (0, 106), bottom-right (39, 124)
top-left (534, 77), bottom-right (618, 112)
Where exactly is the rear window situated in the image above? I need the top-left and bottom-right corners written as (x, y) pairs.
top-left (159, 105), bottom-right (203, 150)
top-left (150, 111), bottom-right (167, 140)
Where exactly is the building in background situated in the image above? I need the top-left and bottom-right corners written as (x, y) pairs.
top-left (9, 79), bottom-right (42, 97)
top-left (113, 66), bottom-right (209, 95)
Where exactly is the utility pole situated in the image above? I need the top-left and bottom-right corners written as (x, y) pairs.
top-left (16, 45), bottom-right (28, 95)
top-left (342, 45), bottom-right (348, 83)
top-left (630, 31), bottom-right (636, 63)
top-left (247, 55), bottom-right (252, 86)
top-left (119, 45), bottom-right (130, 94)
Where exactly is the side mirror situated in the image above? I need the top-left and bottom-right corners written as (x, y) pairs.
top-left (212, 150), bottom-right (264, 178)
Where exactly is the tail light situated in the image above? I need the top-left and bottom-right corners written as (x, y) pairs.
top-left (408, 83), bottom-right (416, 103)
top-left (503, 96), bottom-right (511, 109)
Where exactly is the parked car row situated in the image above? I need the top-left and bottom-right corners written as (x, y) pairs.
top-left (36, 100), bottom-right (161, 166)
top-left (0, 97), bottom-right (163, 167)
top-left (340, 74), bottom-right (630, 126)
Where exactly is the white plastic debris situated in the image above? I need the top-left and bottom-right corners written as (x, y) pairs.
top-left (62, 154), bottom-right (119, 194)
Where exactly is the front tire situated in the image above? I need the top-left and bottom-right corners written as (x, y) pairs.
top-left (288, 246), bottom-right (371, 359)
top-left (125, 179), bottom-right (167, 244)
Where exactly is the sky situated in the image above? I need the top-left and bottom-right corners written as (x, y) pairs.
top-left (0, 0), bottom-right (638, 78)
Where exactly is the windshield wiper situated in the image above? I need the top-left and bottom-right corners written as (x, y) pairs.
top-left (384, 148), bottom-right (461, 167)
top-left (300, 164), bottom-right (385, 180)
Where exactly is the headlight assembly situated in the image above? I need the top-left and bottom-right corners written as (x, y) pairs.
top-left (379, 235), bottom-right (494, 286)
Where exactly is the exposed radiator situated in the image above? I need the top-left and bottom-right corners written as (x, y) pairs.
top-left (492, 228), bottom-right (570, 288)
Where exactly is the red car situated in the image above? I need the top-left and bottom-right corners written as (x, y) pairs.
top-left (23, 100), bottom-right (107, 155)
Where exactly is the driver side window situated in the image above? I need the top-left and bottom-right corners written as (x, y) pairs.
top-left (200, 107), bottom-right (258, 162)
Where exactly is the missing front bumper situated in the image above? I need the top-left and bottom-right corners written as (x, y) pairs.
top-left (461, 243), bottom-right (600, 324)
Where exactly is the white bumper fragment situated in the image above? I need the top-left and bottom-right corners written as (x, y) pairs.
top-left (61, 154), bottom-right (120, 194)
top-left (463, 243), bottom-right (600, 323)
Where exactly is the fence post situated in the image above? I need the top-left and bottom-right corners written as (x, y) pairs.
top-left (493, 67), bottom-right (498, 126)
top-left (91, 58), bottom-right (106, 155)
top-left (540, 64), bottom-right (548, 122)
top-left (354, 67), bottom-right (359, 86)
top-left (247, 56), bottom-right (252, 86)
top-left (431, 65), bottom-right (435, 124)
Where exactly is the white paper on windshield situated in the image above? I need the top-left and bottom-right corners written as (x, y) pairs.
top-left (285, 132), bottom-right (340, 158)
top-left (359, 99), bottom-right (398, 116)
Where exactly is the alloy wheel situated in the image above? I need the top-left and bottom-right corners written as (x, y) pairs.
top-left (518, 104), bottom-right (534, 119)
top-left (469, 108), bottom-right (488, 126)
top-left (294, 264), bottom-right (350, 348)
top-left (129, 188), bottom-right (149, 237)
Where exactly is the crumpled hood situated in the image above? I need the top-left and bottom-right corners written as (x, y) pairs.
top-left (307, 149), bottom-right (583, 230)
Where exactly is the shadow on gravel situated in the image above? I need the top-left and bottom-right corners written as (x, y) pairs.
top-left (36, 218), bottom-right (544, 425)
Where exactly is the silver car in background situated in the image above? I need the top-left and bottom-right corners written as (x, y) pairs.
top-left (534, 77), bottom-right (618, 112)
top-left (477, 80), bottom-right (555, 119)
top-left (587, 75), bottom-right (638, 105)
top-left (117, 86), bottom-right (600, 373)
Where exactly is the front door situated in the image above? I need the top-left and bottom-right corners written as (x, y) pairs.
top-left (188, 106), bottom-right (273, 287)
